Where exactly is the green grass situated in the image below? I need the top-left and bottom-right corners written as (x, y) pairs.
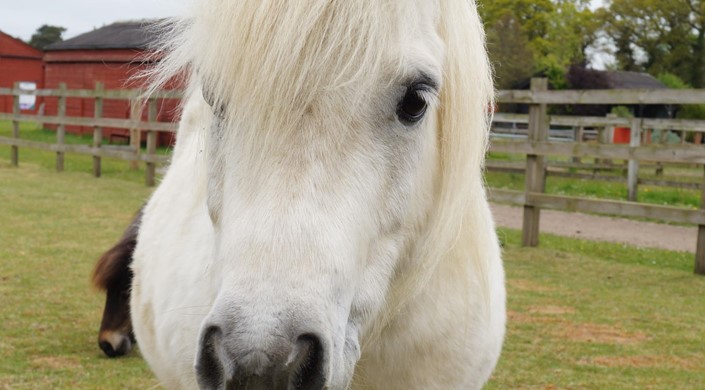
top-left (0, 120), bottom-right (169, 185)
top-left (488, 230), bottom-right (705, 389)
top-left (1, 164), bottom-right (704, 388)
top-left (0, 164), bottom-right (155, 388)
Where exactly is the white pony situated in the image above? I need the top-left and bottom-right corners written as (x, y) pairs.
top-left (131, 0), bottom-right (505, 389)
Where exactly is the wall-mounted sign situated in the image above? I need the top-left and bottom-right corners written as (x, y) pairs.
top-left (18, 82), bottom-right (37, 110)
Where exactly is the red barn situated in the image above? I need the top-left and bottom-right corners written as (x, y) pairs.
top-left (43, 20), bottom-right (180, 145)
top-left (0, 30), bottom-right (44, 113)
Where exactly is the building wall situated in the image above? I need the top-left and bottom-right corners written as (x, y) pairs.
top-left (43, 49), bottom-right (180, 145)
top-left (0, 32), bottom-right (44, 113)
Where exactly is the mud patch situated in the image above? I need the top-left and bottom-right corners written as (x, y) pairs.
top-left (579, 354), bottom-right (701, 371)
top-left (31, 356), bottom-right (82, 371)
top-left (528, 305), bottom-right (576, 315)
top-left (507, 310), bottom-right (562, 325)
top-left (508, 279), bottom-right (556, 293)
top-left (507, 305), bottom-right (575, 325)
top-left (556, 323), bottom-right (648, 345)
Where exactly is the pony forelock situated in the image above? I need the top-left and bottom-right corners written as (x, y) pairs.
top-left (146, 0), bottom-right (405, 135)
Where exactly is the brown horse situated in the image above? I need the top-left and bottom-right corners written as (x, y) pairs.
top-left (91, 208), bottom-right (142, 358)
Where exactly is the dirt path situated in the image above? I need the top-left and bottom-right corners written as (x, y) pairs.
top-left (491, 203), bottom-right (696, 253)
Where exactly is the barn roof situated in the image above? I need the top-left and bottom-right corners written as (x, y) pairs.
top-left (45, 20), bottom-right (163, 51)
top-left (513, 70), bottom-right (667, 90)
top-left (604, 71), bottom-right (667, 89)
top-left (0, 30), bottom-right (43, 58)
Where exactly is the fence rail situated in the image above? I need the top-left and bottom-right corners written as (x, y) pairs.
top-left (491, 78), bottom-right (705, 275)
top-left (2, 82), bottom-right (178, 185)
top-left (497, 88), bottom-right (705, 105)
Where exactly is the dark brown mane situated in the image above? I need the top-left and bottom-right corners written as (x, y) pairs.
top-left (91, 208), bottom-right (143, 291)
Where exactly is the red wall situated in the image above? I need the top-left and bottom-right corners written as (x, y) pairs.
top-left (0, 31), bottom-right (44, 113)
top-left (43, 49), bottom-right (181, 145)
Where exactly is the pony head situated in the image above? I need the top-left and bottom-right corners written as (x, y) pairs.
top-left (146, 0), bottom-right (495, 387)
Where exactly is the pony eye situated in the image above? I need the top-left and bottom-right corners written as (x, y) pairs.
top-left (397, 86), bottom-right (428, 124)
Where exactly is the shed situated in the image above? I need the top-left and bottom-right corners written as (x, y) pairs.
top-left (43, 20), bottom-right (179, 145)
top-left (0, 30), bottom-right (44, 114)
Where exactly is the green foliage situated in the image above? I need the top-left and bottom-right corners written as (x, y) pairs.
top-left (610, 105), bottom-right (634, 118)
top-left (539, 55), bottom-right (569, 89)
top-left (28, 25), bottom-right (66, 50)
top-left (479, 0), bottom-right (597, 89)
top-left (677, 105), bottom-right (705, 120)
top-left (600, 0), bottom-right (705, 87)
top-left (655, 74), bottom-right (705, 120)
top-left (657, 72), bottom-right (690, 89)
top-left (486, 13), bottom-right (535, 89)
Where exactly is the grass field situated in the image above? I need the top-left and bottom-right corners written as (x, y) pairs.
top-left (0, 121), bottom-right (169, 185)
top-left (1, 161), bottom-right (704, 389)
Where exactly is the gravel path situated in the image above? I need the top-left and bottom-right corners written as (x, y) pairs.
top-left (491, 203), bottom-right (696, 253)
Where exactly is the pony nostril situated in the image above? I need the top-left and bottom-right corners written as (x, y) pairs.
top-left (195, 326), bottom-right (229, 390)
top-left (99, 341), bottom-right (117, 357)
top-left (98, 334), bottom-right (132, 358)
top-left (287, 334), bottom-right (326, 390)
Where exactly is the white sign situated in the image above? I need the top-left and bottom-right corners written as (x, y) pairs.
top-left (18, 82), bottom-right (37, 110)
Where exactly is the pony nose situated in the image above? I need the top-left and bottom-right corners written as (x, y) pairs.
top-left (98, 330), bottom-right (133, 357)
top-left (195, 325), bottom-right (327, 390)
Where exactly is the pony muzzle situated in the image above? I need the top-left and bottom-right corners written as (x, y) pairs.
top-left (195, 322), bottom-right (330, 390)
top-left (98, 330), bottom-right (133, 358)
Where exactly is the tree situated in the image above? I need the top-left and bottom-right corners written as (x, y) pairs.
top-left (28, 25), bottom-right (66, 50)
top-left (600, 0), bottom-right (705, 87)
top-left (486, 13), bottom-right (535, 89)
top-left (478, 0), bottom-right (599, 88)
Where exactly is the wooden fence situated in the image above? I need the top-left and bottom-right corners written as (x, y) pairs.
top-left (490, 112), bottom-right (705, 192)
top-left (490, 78), bottom-right (705, 275)
top-left (0, 82), bottom-right (182, 186)
top-left (3, 81), bottom-right (705, 274)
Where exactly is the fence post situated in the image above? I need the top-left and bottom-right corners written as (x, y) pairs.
top-left (696, 165), bottom-right (705, 275)
top-left (572, 125), bottom-right (583, 163)
top-left (627, 117), bottom-right (642, 202)
top-left (129, 101), bottom-right (140, 170)
top-left (602, 114), bottom-right (617, 167)
top-left (11, 82), bottom-right (20, 166)
top-left (56, 82), bottom-right (67, 172)
top-left (655, 129), bottom-right (669, 177)
top-left (145, 98), bottom-right (158, 186)
top-left (522, 78), bottom-right (548, 247)
top-left (93, 82), bottom-right (104, 178)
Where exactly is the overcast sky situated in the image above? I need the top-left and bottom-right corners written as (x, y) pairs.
top-left (3, 0), bottom-right (610, 68)
top-left (2, 0), bottom-right (190, 41)
top-left (3, 0), bottom-right (607, 42)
